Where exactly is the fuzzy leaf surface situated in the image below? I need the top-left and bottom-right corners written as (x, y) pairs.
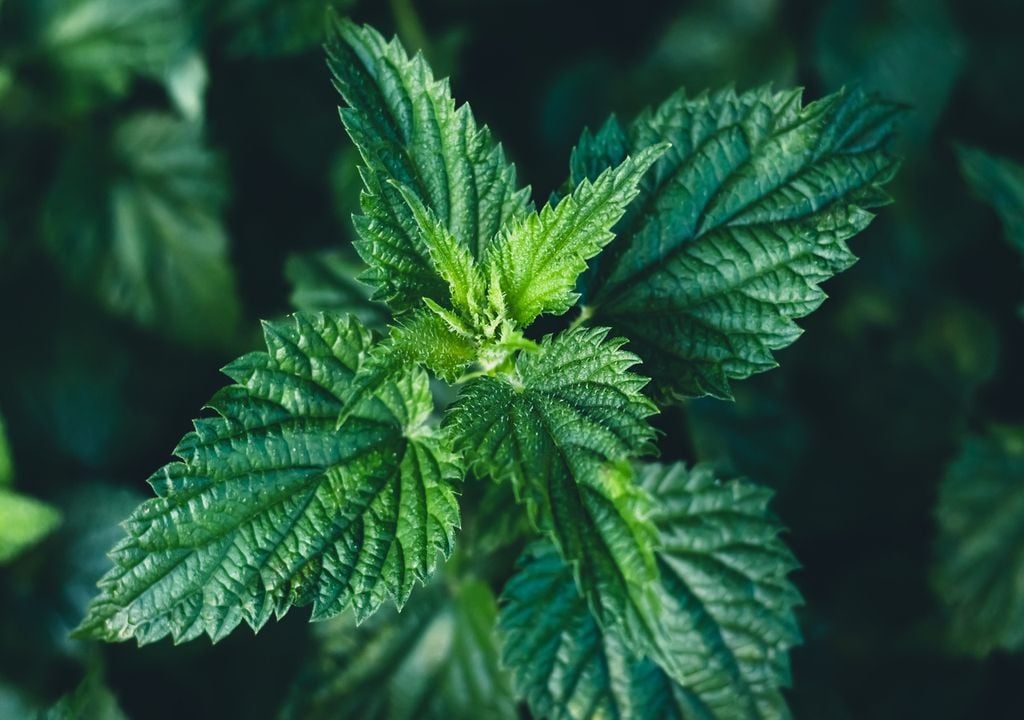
top-left (499, 463), bottom-right (801, 720)
top-left (486, 145), bottom-right (665, 327)
top-left (76, 313), bottom-right (460, 645)
top-left (446, 327), bottom-right (660, 648)
top-left (327, 16), bottom-right (530, 312)
top-left (934, 428), bottom-right (1024, 655)
top-left (572, 86), bottom-right (900, 398)
top-left (283, 578), bottom-right (515, 720)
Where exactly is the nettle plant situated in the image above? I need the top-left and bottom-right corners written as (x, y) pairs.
top-left (76, 16), bottom-right (900, 719)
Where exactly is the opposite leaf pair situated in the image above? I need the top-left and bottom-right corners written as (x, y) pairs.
top-left (77, 14), bottom-right (900, 720)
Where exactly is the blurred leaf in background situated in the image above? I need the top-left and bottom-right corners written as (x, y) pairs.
top-left (933, 428), bottom-right (1024, 656)
top-left (44, 113), bottom-right (240, 348)
top-left (0, 413), bottom-right (61, 565)
top-left (284, 576), bottom-right (515, 720)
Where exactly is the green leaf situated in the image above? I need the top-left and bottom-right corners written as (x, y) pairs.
top-left (641, 463), bottom-right (801, 718)
top-left (42, 672), bottom-right (127, 720)
top-left (956, 146), bottom-right (1024, 253)
top-left (394, 183), bottom-right (489, 323)
top-left (499, 463), bottom-right (801, 720)
top-left (446, 327), bottom-right (660, 648)
top-left (0, 413), bottom-right (12, 488)
top-left (0, 489), bottom-right (62, 564)
top-left (35, 0), bottom-right (187, 102)
top-left (76, 313), bottom-right (461, 645)
top-left (45, 113), bottom-right (240, 348)
top-left (572, 86), bottom-right (900, 399)
top-left (485, 144), bottom-right (666, 328)
top-left (285, 248), bottom-right (388, 330)
top-left (933, 428), bottom-right (1024, 655)
top-left (214, 0), bottom-right (355, 57)
top-left (284, 577), bottom-right (516, 720)
top-left (326, 15), bottom-right (531, 312)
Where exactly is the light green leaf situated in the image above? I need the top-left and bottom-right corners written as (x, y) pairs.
top-left (76, 313), bottom-right (461, 645)
top-left (45, 113), bottom-right (240, 347)
top-left (36, 0), bottom-right (187, 101)
top-left (499, 463), bottom-right (801, 720)
top-left (285, 248), bottom-right (388, 330)
top-left (446, 327), bottom-right (660, 649)
top-left (326, 15), bottom-right (531, 312)
top-left (485, 144), bottom-right (666, 328)
top-left (394, 183), bottom-right (489, 322)
top-left (572, 86), bottom-right (900, 399)
top-left (0, 489), bottom-right (62, 564)
top-left (933, 428), bottom-right (1024, 655)
top-left (283, 578), bottom-right (516, 720)
top-left (956, 146), bottom-right (1024, 253)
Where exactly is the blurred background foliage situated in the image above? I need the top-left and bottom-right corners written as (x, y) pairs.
top-left (1, 0), bottom-right (1023, 717)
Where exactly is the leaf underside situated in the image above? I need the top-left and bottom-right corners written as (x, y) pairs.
top-left (571, 85), bottom-right (901, 399)
top-left (499, 463), bottom-right (801, 720)
top-left (76, 313), bottom-right (460, 645)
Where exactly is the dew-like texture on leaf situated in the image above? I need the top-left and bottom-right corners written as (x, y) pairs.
top-left (45, 113), bottom-right (240, 347)
top-left (326, 16), bottom-right (531, 313)
top-left (485, 144), bottom-right (665, 327)
top-left (76, 313), bottom-right (461, 645)
top-left (499, 463), bottom-right (801, 720)
top-left (34, 0), bottom-right (187, 101)
top-left (957, 146), bottom-right (1024, 253)
top-left (446, 327), bottom-right (660, 650)
top-left (571, 86), bottom-right (900, 399)
top-left (283, 578), bottom-right (516, 720)
top-left (933, 429), bottom-right (1024, 655)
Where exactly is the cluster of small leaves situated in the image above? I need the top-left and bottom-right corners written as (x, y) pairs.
top-left (77, 16), bottom-right (898, 718)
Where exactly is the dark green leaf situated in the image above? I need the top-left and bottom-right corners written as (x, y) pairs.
top-left (45, 113), bottom-right (240, 347)
top-left (500, 463), bottom-right (801, 720)
top-left (284, 577), bottom-right (515, 720)
top-left (76, 313), bottom-right (461, 645)
top-left (285, 248), bottom-right (388, 330)
top-left (956, 145), bottom-right (1024, 253)
top-left (573, 86), bottom-right (900, 399)
top-left (447, 327), bottom-right (660, 650)
top-left (933, 428), bottom-right (1024, 655)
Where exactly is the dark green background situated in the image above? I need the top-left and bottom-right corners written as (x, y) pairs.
top-left (1, 0), bottom-right (1022, 717)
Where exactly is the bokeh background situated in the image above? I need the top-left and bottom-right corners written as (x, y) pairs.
top-left (1, 0), bottom-right (1023, 717)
